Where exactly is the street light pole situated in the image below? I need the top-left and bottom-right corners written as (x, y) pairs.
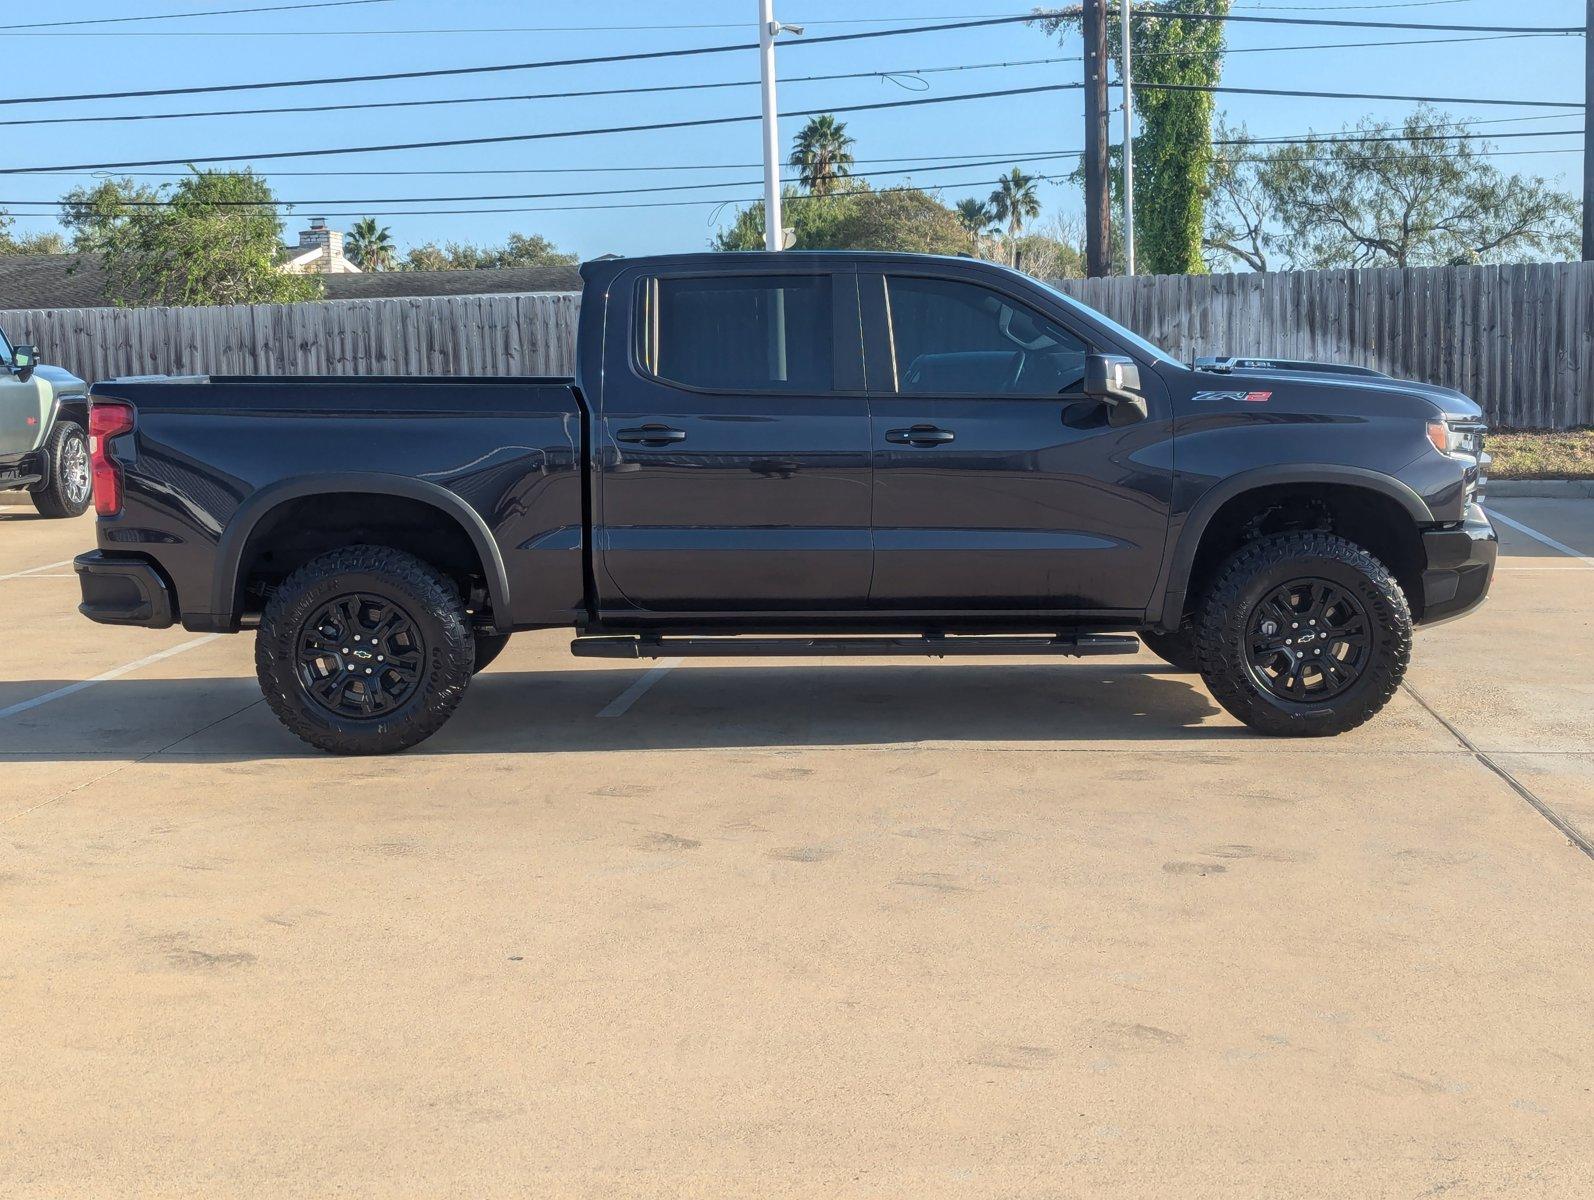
top-left (759, 0), bottom-right (784, 252)
top-left (1121, 0), bottom-right (1136, 276)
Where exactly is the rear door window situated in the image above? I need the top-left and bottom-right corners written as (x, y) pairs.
top-left (638, 275), bottom-right (834, 393)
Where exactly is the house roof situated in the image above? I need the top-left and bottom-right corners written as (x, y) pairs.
top-left (0, 254), bottom-right (583, 310)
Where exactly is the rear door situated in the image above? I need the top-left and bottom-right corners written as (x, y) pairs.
top-left (0, 327), bottom-right (46, 461)
top-left (861, 268), bottom-right (1173, 614)
top-left (593, 265), bottom-right (873, 613)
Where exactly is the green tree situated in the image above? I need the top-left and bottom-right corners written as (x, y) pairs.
top-left (712, 185), bottom-right (967, 256)
top-left (1202, 119), bottom-right (1275, 272)
top-left (789, 114), bottom-right (856, 197)
top-left (399, 231), bottom-right (577, 271)
top-left (1258, 108), bottom-right (1579, 269)
top-left (60, 171), bottom-right (321, 307)
top-left (0, 211), bottom-right (67, 255)
top-left (954, 198), bottom-right (993, 251)
top-left (1036, 0), bottom-right (1231, 275)
top-left (345, 217), bottom-right (395, 271)
top-left (988, 169), bottom-right (1041, 265)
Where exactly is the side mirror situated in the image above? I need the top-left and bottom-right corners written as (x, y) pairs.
top-left (1084, 352), bottom-right (1146, 424)
top-left (11, 344), bottom-right (37, 383)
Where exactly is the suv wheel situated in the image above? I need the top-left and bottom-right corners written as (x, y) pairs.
top-left (256, 545), bottom-right (474, 755)
top-left (1140, 625), bottom-right (1200, 672)
top-left (31, 421), bottom-right (93, 518)
top-left (1195, 532), bottom-right (1412, 737)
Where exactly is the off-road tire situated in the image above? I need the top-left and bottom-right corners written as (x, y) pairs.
top-left (1140, 625), bottom-right (1201, 672)
top-left (1195, 531), bottom-right (1412, 737)
top-left (256, 545), bottom-right (474, 755)
top-left (472, 632), bottom-right (510, 674)
top-left (31, 420), bottom-right (92, 518)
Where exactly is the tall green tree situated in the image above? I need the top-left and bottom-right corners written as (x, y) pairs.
top-left (345, 217), bottom-right (395, 271)
top-left (399, 231), bottom-right (577, 271)
top-left (1258, 108), bottom-right (1579, 269)
top-left (713, 185), bottom-right (967, 256)
top-left (0, 210), bottom-right (67, 255)
top-left (1036, 0), bottom-right (1231, 275)
top-left (60, 171), bottom-right (320, 307)
top-left (988, 169), bottom-right (1041, 265)
top-left (954, 198), bottom-right (993, 251)
top-left (789, 114), bottom-right (856, 197)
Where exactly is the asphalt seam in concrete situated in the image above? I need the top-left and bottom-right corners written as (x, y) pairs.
top-left (1401, 681), bottom-right (1594, 864)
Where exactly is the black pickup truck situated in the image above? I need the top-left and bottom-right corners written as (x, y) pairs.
top-left (74, 252), bottom-right (1495, 754)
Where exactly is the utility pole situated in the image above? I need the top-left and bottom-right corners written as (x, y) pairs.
top-left (1083, 0), bottom-right (1112, 277)
top-left (1121, 0), bottom-right (1136, 276)
top-left (1584, 0), bottom-right (1593, 260)
top-left (759, 0), bottom-right (784, 252)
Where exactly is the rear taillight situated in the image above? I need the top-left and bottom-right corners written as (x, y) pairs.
top-left (89, 400), bottom-right (135, 517)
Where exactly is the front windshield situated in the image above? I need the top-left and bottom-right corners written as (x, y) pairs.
top-left (1032, 278), bottom-right (1183, 368)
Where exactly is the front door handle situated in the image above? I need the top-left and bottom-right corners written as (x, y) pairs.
top-left (886, 425), bottom-right (955, 446)
top-left (615, 424), bottom-right (687, 445)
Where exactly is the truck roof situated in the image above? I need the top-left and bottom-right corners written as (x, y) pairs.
top-left (579, 250), bottom-right (1011, 286)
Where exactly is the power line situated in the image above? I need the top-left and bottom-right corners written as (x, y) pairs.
top-left (0, 83), bottom-right (1087, 175)
top-left (0, 57), bottom-right (1073, 129)
top-left (1140, 10), bottom-right (1583, 35)
top-left (9, 0), bottom-right (397, 30)
top-left (1136, 82), bottom-right (1583, 108)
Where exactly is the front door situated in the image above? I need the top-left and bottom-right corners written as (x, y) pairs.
top-left (594, 267), bottom-right (873, 613)
top-left (862, 270), bottom-right (1173, 614)
top-left (0, 329), bottom-right (46, 461)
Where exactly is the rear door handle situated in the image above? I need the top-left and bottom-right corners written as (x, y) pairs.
top-left (886, 425), bottom-right (955, 446)
top-left (615, 424), bottom-right (687, 445)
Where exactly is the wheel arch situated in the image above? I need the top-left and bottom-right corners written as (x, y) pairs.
top-left (1153, 465), bottom-right (1432, 630)
top-left (212, 474), bottom-right (511, 627)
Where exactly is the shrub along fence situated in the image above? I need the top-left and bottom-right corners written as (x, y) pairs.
top-left (3, 261), bottom-right (1590, 428)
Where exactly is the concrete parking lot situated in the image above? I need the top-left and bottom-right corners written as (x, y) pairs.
top-left (3, 494), bottom-right (1592, 1198)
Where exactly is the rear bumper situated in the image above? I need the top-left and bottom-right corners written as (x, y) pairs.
top-left (1418, 508), bottom-right (1497, 625)
top-left (74, 551), bottom-right (176, 629)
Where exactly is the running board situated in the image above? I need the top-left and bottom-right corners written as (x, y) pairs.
top-left (571, 634), bottom-right (1141, 660)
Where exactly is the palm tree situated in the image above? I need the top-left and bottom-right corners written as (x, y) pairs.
top-left (988, 169), bottom-right (1041, 266)
top-left (954, 198), bottom-right (992, 251)
top-left (345, 217), bottom-right (395, 272)
top-left (789, 114), bottom-right (855, 197)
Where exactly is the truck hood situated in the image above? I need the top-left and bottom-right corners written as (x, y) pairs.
top-left (1194, 358), bottom-right (1485, 421)
top-left (33, 364), bottom-right (88, 398)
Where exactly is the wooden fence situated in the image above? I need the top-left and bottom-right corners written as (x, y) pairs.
top-left (4, 262), bottom-right (1590, 427)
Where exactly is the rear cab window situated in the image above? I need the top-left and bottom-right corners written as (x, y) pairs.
top-left (636, 274), bottom-right (835, 393)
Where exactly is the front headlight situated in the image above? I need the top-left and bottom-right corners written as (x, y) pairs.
top-left (1427, 418), bottom-right (1486, 458)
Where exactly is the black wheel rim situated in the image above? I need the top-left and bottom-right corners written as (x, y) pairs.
top-left (1245, 578), bottom-right (1371, 703)
top-left (295, 593), bottom-right (426, 720)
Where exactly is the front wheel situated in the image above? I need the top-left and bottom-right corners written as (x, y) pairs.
top-left (1195, 532), bottom-right (1412, 737)
top-left (31, 421), bottom-right (92, 518)
top-left (256, 545), bottom-right (475, 755)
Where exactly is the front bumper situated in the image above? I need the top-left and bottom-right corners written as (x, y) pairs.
top-left (74, 551), bottom-right (176, 628)
top-left (1418, 508), bottom-right (1497, 625)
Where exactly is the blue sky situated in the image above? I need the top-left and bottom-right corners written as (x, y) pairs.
top-left (2, 0), bottom-right (1585, 259)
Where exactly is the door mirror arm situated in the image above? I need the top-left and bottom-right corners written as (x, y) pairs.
top-left (1083, 353), bottom-right (1147, 424)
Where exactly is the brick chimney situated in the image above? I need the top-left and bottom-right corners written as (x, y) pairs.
top-left (288, 217), bottom-right (356, 273)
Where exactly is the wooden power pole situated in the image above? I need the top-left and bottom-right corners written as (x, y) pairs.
top-left (1083, 0), bottom-right (1112, 277)
top-left (1584, 0), bottom-right (1593, 260)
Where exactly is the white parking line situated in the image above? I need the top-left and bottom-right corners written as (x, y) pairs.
top-left (1487, 508), bottom-right (1594, 569)
top-left (0, 558), bottom-right (74, 582)
top-left (597, 658), bottom-right (683, 718)
top-left (0, 636), bottom-right (220, 722)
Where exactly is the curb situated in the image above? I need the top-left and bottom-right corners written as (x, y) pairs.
top-left (1487, 480), bottom-right (1594, 499)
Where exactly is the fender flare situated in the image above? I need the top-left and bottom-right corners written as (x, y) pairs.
top-left (211, 473), bottom-right (512, 625)
top-left (1151, 464), bottom-right (1433, 629)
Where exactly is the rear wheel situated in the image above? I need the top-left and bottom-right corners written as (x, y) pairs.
top-left (1140, 626), bottom-right (1200, 672)
top-left (1195, 531), bottom-right (1411, 737)
top-left (256, 545), bottom-right (474, 755)
top-left (472, 632), bottom-right (510, 674)
top-left (31, 421), bottom-right (92, 518)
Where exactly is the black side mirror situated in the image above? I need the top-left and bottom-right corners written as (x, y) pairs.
top-left (1084, 352), bottom-right (1147, 423)
top-left (12, 344), bottom-right (37, 383)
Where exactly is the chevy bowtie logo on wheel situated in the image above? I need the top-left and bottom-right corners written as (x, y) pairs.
top-left (1193, 390), bottom-right (1273, 403)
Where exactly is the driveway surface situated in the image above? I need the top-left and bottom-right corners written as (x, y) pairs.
top-left (3, 495), bottom-right (1592, 1198)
